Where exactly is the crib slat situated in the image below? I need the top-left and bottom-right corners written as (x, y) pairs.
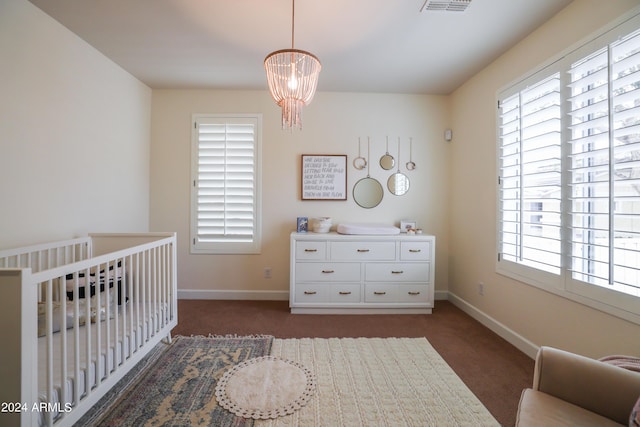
top-left (95, 262), bottom-right (102, 390)
top-left (83, 266), bottom-right (91, 406)
top-left (45, 279), bottom-right (54, 427)
top-left (72, 274), bottom-right (81, 409)
top-left (59, 278), bottom-right (68, 422)
top-left (142, 250), bottom-right (147, 343)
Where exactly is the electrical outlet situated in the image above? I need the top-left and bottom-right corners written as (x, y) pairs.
top-left (264, 268), bottom-right (272, 279)
top-left (478, 282), bottom-right (484, 296)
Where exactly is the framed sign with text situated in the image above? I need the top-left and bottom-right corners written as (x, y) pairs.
top-left (301, 155), bottom-right (347, 200)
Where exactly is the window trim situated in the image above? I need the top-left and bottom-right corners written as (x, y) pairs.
top-left (496, 8), bottom-right (640, 326)
top-left (190, 113), bottom-right (263, 255)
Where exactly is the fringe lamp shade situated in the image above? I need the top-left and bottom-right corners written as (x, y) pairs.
top-left (264, 48), bottom-right (321, 130)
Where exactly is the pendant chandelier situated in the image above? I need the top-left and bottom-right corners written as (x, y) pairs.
top-left (264, 0), bottom-right (321, 130)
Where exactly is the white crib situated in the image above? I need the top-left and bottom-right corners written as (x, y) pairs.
top-left (0, 233), bottom-right (178, 427)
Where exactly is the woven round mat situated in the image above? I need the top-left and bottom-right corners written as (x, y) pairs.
top-left (215, 356), bottom-right (315, 419)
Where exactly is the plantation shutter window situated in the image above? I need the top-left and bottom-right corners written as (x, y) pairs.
top-left (610, 30), bottom-right (640, 296)
top-left (496, 13), bottom-right (640, 324)
top-left (498, 73), bottom-right (563, 276)
top-left (568, 48), bottom-right (612, 288)
top-left (567, 29), bottom-right (640, 297)
top-left (191, 115), bottom-right (262, 254)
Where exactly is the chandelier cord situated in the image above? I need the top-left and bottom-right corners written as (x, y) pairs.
top-left (291, 0), bottom-right (295, 49)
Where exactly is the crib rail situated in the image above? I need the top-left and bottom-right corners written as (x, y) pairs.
top-left (0, 233), bottom-right (177, 427)
top-left (0, 237), bottom-right (92, 273)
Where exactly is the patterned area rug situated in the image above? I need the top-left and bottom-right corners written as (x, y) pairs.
top-left (257, 337), bottom-right (500, 427)
top-left (81, 335), bottom-right (273, 427)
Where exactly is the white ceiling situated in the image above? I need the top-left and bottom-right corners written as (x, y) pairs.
top-left (29, 0), bottom-right (573, 94)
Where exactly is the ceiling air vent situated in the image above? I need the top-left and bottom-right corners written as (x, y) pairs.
top-left (420, 0), bottom-right (472, 12)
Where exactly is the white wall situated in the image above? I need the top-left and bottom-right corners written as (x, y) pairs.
top-left (0, 0), bottom-right (151, 249)
top-left (449, 0), bottom-right (640, 358)
top-left (150, 90), bottom-right (451, 298)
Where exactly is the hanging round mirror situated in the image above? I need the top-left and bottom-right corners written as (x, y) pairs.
top-left (354, 177), bottom-right (384, 208)
top-left (353, 138), bottom-right (384, 208)
top-left (379, 136), bottom-right (395, 170)
top-left (388, 138), bottom-right (410, 196)
top-left (387, 173), bottom-right (409, 195)
top-left (353, 137), bottom-right (367, 170)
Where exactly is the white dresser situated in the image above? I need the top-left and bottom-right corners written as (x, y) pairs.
top-left (289, 232), bottom-right (435, 314)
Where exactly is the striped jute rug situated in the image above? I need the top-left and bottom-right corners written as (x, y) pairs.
top-left (256, 337), bottom-right (500, 427)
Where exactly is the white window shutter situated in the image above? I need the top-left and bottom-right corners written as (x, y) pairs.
top-left (498, 73), bottom-right (563, 275)
top-left (611, 29), bottom-right (640, 296)
top-left (191, 115), bottom-right (262, 254)
top-left (568, 29), bottom-right (640, 295)
top-left (497, 14), bottom-right (640, 323)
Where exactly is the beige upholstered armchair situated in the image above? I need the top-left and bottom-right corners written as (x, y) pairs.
top-left (516, 346), bottom-right (640, 427)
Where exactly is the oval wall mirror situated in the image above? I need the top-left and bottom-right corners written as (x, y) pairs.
top-left (353, 177), bottom-right (384, 208)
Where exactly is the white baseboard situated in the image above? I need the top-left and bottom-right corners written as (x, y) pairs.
top-left (178, 289), bottom-right (289, 301)
top-left (447, 292), bottom-right (538, 359)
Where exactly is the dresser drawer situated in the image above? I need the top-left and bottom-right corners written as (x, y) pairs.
top-left (395, 284), bottom-right (430, 303)
top-left (330, 241), bottom-right (395, 260)
top-left (329, 284), bottom-right (361, 303)
top-left (365, 263), bottom-right (430, 282)
top-left (400, 241), bottom-right (431, 261)
top-left (296, 262), bottom-right (361, 282)
top-left (364, 284), bottom-right (397, 302)
top-left (294, 284), bottom-right (329, 303)
top-left (364, 284), bottom-right (429, 303)
top-left (295, 241), bottom-right (327, 260)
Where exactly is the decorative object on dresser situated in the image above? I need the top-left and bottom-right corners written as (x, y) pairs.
top-left (296, 216), bottom-right (308, 232)
top-left (290, 230), bottom-right (435, 314)
top-left (400, 219), bottom-right (417, 233)
top-left (310, 216), bottom-right (332, 233)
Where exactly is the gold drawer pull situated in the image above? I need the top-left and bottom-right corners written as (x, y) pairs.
top-left (409, 249), bottom-right (421, 253)
top-left (322, 270), bottom-right (335, 274)
top-left (304, 249), bottom-right (318, 252)
top-left (357, 249), bottom-right (370, 253)
top-left (408, 291), bottom-right (421, 295)
top-left (304, 291), bottom-right (317, 295)
top-left (391, 270), bottom-right (404, 274)
top-left (374, 291), bottom-right (387, 295)
top-left (339, 291), bottom-right (352, 295)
